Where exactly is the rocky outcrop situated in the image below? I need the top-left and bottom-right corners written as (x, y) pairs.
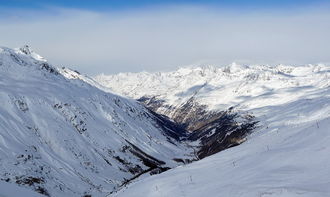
top-left (138, 96), bottom-right (258, 159)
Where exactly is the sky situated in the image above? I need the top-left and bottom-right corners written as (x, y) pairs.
top-left (0, 0), bottom-right (330, 75)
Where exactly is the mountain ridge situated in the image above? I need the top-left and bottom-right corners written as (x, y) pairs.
top-left (0, 46), bottom-right (194, 197)
top-left (98, 63), bottom-right (330, 197)
top-left (2, 46), bottom-right (329, 197)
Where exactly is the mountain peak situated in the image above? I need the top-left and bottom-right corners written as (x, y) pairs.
top-left (0, 46), bottom-right (192, 197)
top-left (17, 45), bottom-right (46, 62)
top-left (19, 45), bottom-right (33, 55)
top-left (0, 46), bottom-right (59, 76)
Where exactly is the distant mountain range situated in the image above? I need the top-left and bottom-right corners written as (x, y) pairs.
top-left (96, 62), bottom-right (330, 196)
top-left (1, 46), bottom-right (329, 197)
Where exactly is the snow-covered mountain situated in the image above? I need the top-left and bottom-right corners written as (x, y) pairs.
top-left (95, 63), bottom-right (330, 138)
top-left (0, 46), bottom-right (194, 197)
top-left (96, 63), bottom-right (330, 196)
top-left (115, 117), bottom-right (330, 197)
top-left (95, 63), bottom-right (330, 113)
top-left (2, 44), bottom-right (329, 197)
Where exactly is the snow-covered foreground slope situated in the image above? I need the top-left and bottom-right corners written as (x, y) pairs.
top-left (0, 181), bottom-right (44, 197)
top-left (114, 87), bottom-right (330, 196)
top-left (115, 117), bottom-right (330, 197)
top-left (0, 46), bottom-right (192, 197)
top-left (2, 44), bottom-right (329, 196)
top-left (97, 63), bottom-right (330, 196)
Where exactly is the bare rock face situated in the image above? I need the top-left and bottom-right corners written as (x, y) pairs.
top-left (138, 96), bottom-right (258, 159)
top-left (188, 111), bottom-right (257, 159)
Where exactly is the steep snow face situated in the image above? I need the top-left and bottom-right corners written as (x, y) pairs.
top-left (0, 47), bottom-right (192, 197)
top-left (97, 64), bottom-right (330, 196)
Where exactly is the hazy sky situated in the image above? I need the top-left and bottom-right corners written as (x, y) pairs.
top-left (0, 1), bottom-right (329, 75)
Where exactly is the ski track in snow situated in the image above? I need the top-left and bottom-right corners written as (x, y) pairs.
top-left (97, 63), bottom-right (330, 197)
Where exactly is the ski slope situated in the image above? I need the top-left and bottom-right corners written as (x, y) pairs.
top-left (98, 63), bottom-right (330, 197)
top-left (115, 117), bottom-right (330, 197)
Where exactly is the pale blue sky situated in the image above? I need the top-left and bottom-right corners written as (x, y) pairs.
top-left (0, 1), bottom-right (329, 75)
top-left (1, 0), bottom-right (328, 10)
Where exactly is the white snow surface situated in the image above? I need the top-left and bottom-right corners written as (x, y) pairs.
top-left (2, 45), bottom-right (330, 197)
top-left (97, 64), bottom-right (330, 196)
top-left (115, 117), bottom-right (330, 197)
top-left (0, 46), bottom-right (192, 197)
top-left (95, 63), bottom-right (330, 112)
top-left (0, 181), bottom-right (44, 197)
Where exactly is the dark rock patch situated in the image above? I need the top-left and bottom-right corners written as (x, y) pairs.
top-left (138, 96), bottom-right (258, 159)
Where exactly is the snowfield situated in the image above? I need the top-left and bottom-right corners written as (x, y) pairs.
top-left (1, 44), bottom-right (329, 197)
top-left (98, 63), bottom-right (330, 197)
top-left (114, 117), bottom-right (330, 197)
top-left (0, 181), bottom-right (44, 197)
top-left (0, 46), bottom-right (192, 197)
top-left (95, 63), bottom-right (330, 112)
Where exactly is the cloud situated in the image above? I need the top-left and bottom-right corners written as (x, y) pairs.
top-left (0, 5), bottom-right (329, 75)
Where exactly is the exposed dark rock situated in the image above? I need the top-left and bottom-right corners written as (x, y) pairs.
top-left (15, 99), bottom-right (29, 112)
top-left (138, 96), bottom-right (258, 159)
top-left (150, 167), bottom-right (171, 175)
top-left (188, 112), bottom-right (258, 159)
top-left (35, 186), bottom-right (50, 196)
top-left (40, 62), bottom-right (59, 75)
top-left (19, 45), bottom-right (33, 55)
top-left (113, 155), bottom-right (144, 175)
top-left (125, 140), bottom-right (166, 168)
top-left (15, 176), bottom-right (44, 186)
top-left (148, 109), bottom-right (188, 141)
top-left (173, 158), bottom-right (194, 164)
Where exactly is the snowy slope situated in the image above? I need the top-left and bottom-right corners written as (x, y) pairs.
top-left (115, 117), bottom-right (330, 197)
top-left (95, 63), bottom-right (330, 113)
top-left (0, 46), bottom-right (193, 197)
top-left (97, 63), bottom-right (330, 196)
top-left (0, 181), bottom-right (44, 197)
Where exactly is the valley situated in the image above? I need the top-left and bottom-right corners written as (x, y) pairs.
top-left (0, 46), bottom-right (258, 197)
